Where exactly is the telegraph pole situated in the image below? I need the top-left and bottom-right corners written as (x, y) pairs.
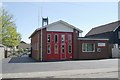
top-left (40, 6), bottom-right (43, 61)
top-left (38, 7), bottom-right (43, 61)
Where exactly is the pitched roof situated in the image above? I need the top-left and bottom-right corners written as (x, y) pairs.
top-left (29, 20), bottom-right (83, 38)
top-left (85, 20), bottom-right (120, 36)
top-left (20, 41), bottom-right (29, 44)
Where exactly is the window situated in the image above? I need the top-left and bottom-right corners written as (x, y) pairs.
top-left (47, 44), bottom-right (51, 54)
top-left (68, 45), bottom-right (72, 53)
top-left (54, 34), bottom-right (58, 43)
top-left (82, 43), bottom-right (95, 52)
top-left (61, 35), bottom-right (65, 43)
top-left (54, 44), bottom-right (58, 54)
top-left (61, 44), bottom-right (65, 54)
top-left (47, 34), bottom-right (51, 43)
top-left (118, 31), bottom-right (120, 39)
top-left (68, 34), bottom-right (72, 43)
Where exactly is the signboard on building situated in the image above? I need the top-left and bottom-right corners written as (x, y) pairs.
top-left (98, 43), bottom-right (106, 47)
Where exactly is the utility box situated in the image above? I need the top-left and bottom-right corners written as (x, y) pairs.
top-left (112, 48), bottom-right (120, 58)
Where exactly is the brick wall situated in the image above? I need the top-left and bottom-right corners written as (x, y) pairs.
top-left (31, 31), bottom-right (40, 61)
top-left (78, 40), bottom-right (112, 59)
top-left (73, 29), bottom-right (79, 60)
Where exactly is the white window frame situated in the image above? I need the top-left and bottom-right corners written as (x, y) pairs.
top-left (82, 43), bottom-right (95, 52)
top-left (68, 34), bottom-right (72, 43)
top-left (68, 44), bottom-right (72, 54)
top-left (61, 34), bottom-right (65, 43)
top-left (47, 34), bottom-right (51, 43)
top-left (47, 44), bottom-right (51, 54)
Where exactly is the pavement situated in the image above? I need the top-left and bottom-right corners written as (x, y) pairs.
top-left (2, 67), bottom-right (118, 78)
top-left (1, 78), bottom-right (119, 80)
top-left (1, 56), bottom-right (119, 79)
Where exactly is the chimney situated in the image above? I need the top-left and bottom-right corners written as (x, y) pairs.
top-left (42, 17), bottom-right (48, 27)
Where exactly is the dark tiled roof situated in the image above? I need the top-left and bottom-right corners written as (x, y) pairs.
top-left (85, 20), bottom-right (120, 36)
top-left (78, 37), bottom-right (109, 41)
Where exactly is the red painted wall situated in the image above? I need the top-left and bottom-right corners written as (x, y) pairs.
top-left (45, 32), bottom-right (73, 61)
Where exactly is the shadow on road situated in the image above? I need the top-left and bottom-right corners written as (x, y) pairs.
top-left (9, 56), bottom-right (36, 63)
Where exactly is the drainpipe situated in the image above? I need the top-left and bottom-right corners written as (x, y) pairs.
top-left (38, 7), bottom-right (43, 61)
top-left (40, 28), bottom-right (43, 61)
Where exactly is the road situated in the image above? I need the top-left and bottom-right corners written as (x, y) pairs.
top-left (1, 57), bottom-right (119, 79)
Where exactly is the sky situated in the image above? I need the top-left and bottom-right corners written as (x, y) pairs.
top-left (2, 2), bottom-right (118, 43)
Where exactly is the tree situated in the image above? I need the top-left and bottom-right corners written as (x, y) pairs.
top-left (0, 8), bottom-right (21, 48)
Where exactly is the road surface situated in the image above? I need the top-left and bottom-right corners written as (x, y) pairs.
top-left (1, 57), bottom-right (119, 79)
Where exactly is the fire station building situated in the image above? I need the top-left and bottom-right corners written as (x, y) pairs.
top-left (29, 18), bottom-right (112, 61)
